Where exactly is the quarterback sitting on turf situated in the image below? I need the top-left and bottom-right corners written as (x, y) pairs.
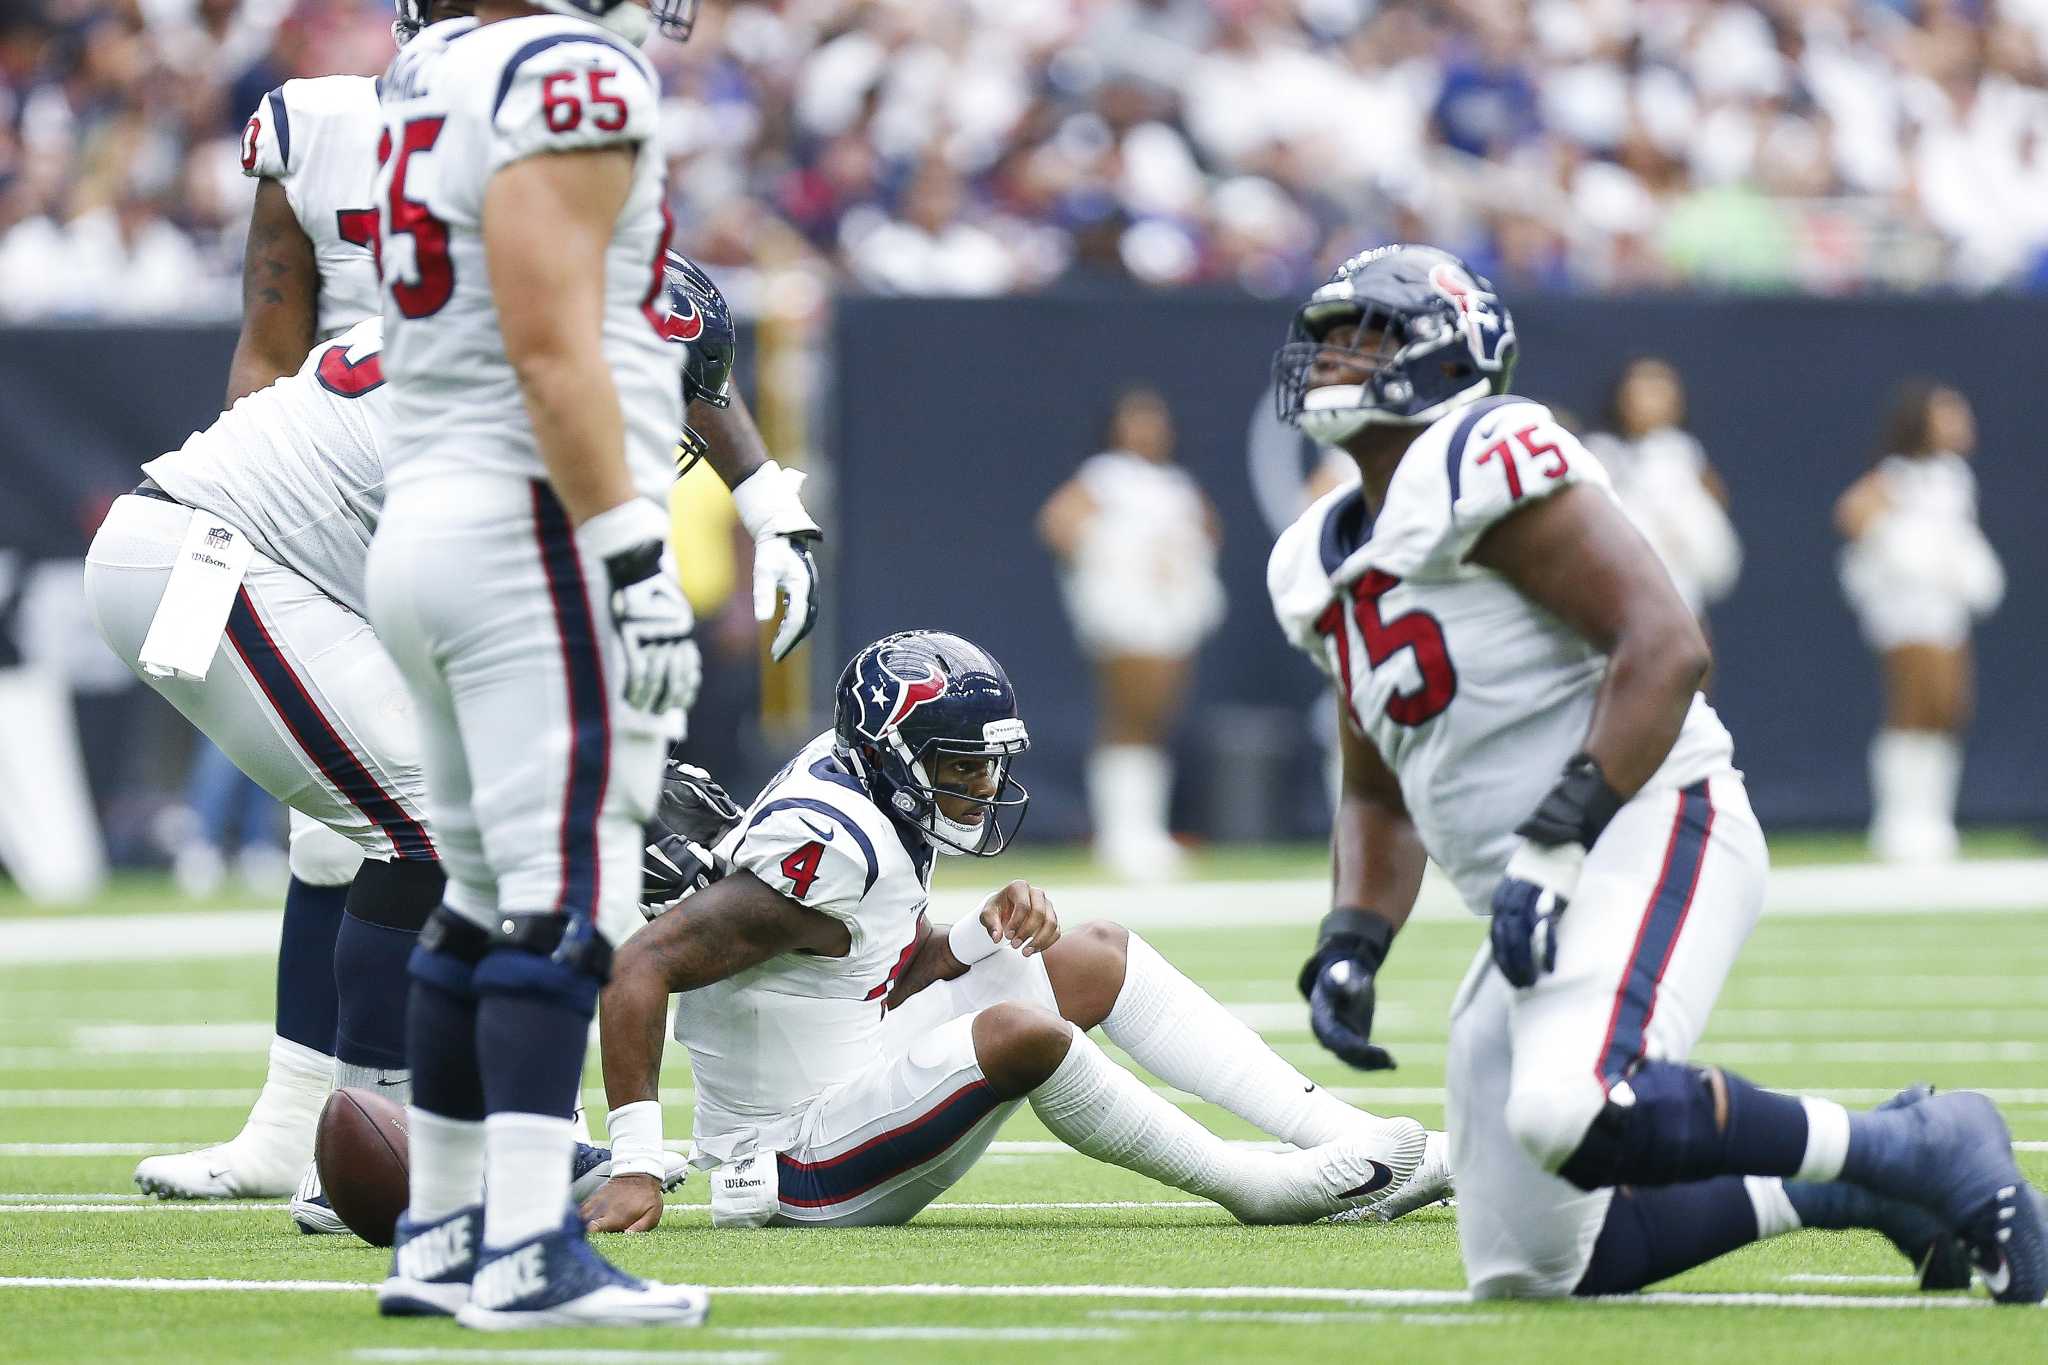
top-left (580, 629), bottom-right (1452, 1231)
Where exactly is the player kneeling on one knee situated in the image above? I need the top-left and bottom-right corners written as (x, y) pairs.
top-left (582, 630), bottom-right (1445, 1233)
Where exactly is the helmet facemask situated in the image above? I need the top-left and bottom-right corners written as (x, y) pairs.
top-left (1273, 299), bottom-right (1490, 443)
top-left (865, 724), bottom-right (1030, 858)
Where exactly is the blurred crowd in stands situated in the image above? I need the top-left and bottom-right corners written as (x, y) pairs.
top-left (5, 0), bottom-right (2048, 319)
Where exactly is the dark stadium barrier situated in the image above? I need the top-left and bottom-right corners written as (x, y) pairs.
top-left (830, 291), bottom-right (2048, 839)
top-left (4, 299), bottom-right (2045, 845)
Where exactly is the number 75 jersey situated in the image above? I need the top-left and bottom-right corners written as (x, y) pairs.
top-left (1267, 395), bottom-right (1733, 915)
top-left (373, 15), bottom-right (681, 501)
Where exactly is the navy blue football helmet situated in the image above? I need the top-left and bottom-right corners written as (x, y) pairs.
top-left (834, 631), bottom-right (1030, 857)
top-left (1273, 244), bottom-right (1517, 443)
top-left (656, 251), bottom-right (737, 473)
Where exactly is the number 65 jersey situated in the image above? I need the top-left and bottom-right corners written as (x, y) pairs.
top-left (374, 15), bottom-right (680, 501)
top-left (1267, 395), bottom-right (1734, 915)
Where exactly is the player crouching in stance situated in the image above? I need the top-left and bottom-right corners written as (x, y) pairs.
top-left (580, 629), bottom-right (1448, 1234)
top-left (1270, 244), bottom-right (2045, 1303)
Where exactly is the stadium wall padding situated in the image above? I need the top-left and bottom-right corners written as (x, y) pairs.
top-left (829, 292), bottom-right (2048, 839)
top-left (3, 301), bottom-right (2043, 842)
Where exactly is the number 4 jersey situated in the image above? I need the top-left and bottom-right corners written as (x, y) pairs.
top-left (1267, 394), bottom-right (1733, 914)
top-left (677, 732), bottom-right (939, 1164)
top-left (374, 15), bottom-right (680, 501)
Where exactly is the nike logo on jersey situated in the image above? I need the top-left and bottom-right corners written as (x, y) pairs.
top-left (797, 815), bottom-right (836, 842)
top-left (1338, 1161), bottom-right (1397, 1200)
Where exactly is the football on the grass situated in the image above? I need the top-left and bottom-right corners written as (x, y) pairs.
top-left (315, 1086), bottom-right (409, 1246)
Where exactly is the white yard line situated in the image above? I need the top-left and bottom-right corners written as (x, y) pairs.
top-left (717, 1327), bottom-right (1126, 1342)
top-left (6, 861), bottom-right (2043, 966)
top-left (355, 1352), bottom-right (773, 1365)
top-left (0, 1089), bottom-right (263, 1107)
top-left (1095, 1308), bottom-right (1500, 1326)
top-left (0, 1203), bottom-right (284, 1213)
top-left (0, 1142), bottom-right (184, 1155)
top-left (0, 1278), bottom-right (2024, 1311)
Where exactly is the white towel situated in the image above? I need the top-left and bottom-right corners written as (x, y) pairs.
top-left (137, 511), bottom-right (255, 682)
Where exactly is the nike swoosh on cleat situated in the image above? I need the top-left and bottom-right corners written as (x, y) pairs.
top-left (797, 816), bottom-right (835, 842)
top-left (1303, 1084), bottom-right (1316, 1094)
top-left (206, 1168), bottom-right (231, 1181)
top-left (1979, 1253), bottom-right (2012, 1297)
top-left (1339, 1161), bottom-right (1396, 1200)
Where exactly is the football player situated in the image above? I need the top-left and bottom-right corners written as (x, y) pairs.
top-left (86, 254), bottom-right (755, 1218)
top-left (118, 0), bottom-right (476, 1224)
top-left (365, 0), bottom-right (714, 1328)
top-left (578, 630), bottom-right (1447, 1234)
top-left (1269, 244), bottom-right (2043, 1302)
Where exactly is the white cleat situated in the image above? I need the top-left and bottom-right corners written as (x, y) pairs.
top-left (135, 1143), bottom-right (300, 1200)
top-left (289, 1161), bottom-right (350, 1235)
top-left (1337, 1128), bottom-right (1453, 1223)
top-left (1322, 1116), bottom-right (1430, 1221)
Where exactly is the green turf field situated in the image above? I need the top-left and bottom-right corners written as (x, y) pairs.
top-left (2, 857), bottom-right (2044, 1362)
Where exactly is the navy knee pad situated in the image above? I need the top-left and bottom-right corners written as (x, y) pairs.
top-left (1574, 1178), bottom-right (1761, 1296)
top-left (472, 916), bottom-right (608, 1119)
top-left (1558, 1061), bottom-right (1809, 1192)
top-left (408, 905), bottom-right (491, 998)
top-left (470, 913), bottom-right (611, 1014)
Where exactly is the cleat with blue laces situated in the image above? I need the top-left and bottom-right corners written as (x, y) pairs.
top-left (569, 1141), bottom-right (691, 1203)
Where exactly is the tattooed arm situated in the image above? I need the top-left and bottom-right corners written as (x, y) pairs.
top-left (225, 179), bottom-right (319, 406)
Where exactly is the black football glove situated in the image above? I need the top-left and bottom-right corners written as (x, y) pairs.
top-left (639, 757), bottom-right (743, 916)
top-left (1298, 907), bottom-right (1399, 1072)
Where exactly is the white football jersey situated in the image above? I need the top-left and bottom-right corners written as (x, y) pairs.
top-left (1268, 395), bottom-right (1734, 914)
top-left (374, 15), bottom-right (680, 500)
top-left (677, 733), bottom-right (937, 1162)
top-left (239, 76), bottom-right (384, 339)
top-left (143, 319), bottom-right (391, 618)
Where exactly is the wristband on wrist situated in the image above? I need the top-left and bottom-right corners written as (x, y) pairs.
top-left (576, 498), bottom-right (670, 564)
top-left (730, 460), bottom-right (822, 542)
top-left (949, 911), bottom-right (1002, 967)
top-left (605, 1100), bottom-right (667, 1181)
top-left (1297, 905), bottom-right (1397, 998)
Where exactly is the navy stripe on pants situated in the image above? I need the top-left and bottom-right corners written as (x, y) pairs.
top-left (225, 587), bottom-right (436, 860)
top-left (529, 483), bottom-right (612, 922)
top-left (1593, 781), bottom-right (1715, 1089)
top-left (777, 1079), bottom-right (1002, 1210)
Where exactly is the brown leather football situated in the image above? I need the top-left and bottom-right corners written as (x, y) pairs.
top-left (314, 1086), bottom-right (410, 1247)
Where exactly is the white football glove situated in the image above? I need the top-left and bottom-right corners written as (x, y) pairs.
top-left (730, 460), bottom-right (822, 662)
top-left (577, 500), bottom-right (702, 719)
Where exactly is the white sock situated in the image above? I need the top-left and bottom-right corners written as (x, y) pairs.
top-left (1027, 1027), bottom-right (1351, 1223)
top-left (1089, 745), bottom-right (1172, 844)
top-left (229, 1036), bottom-right (332, 1167)
top-left (483, 1111), bottom-right (575, 1249)
top-left (1796, 1096), bottom-right (1851, 1182)
top-left (1102, 932), bottom-right (1369, 1148)
top-left (1869, 730), bottom-right (1959, 860)
top-left (1745, 1175), bottom-right (1801, 1239)
top-left (334, 1060), bottom-right (411, 1106)
top-left (407, 1107), bottom-right (484, 1223)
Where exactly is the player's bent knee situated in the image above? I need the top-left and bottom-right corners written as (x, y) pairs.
top-left (289, 818), bottom-right (366, 886)
top-left (1505, 1077), bottom-right (1607, 1177)
top-left (971, 1002), bottom-right (1073, 1098)
top-left (1554, 1061), bottom-right (1723, 1192)
top-left (408, 905), bottom-right (491, 998)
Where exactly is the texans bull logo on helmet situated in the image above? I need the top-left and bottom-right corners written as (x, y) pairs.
top-left (850, 655), bottom-right (949, 744)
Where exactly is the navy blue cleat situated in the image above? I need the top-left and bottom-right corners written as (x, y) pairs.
top-left (1847, 1090), bottom-right (2047, 1305)
top-left (569, 1142), bottom-right (691, 1204)
top-left (455, 1210), bottom-right (708, 1330)
top-left (378, 1205), bottom-right (480, 1317)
